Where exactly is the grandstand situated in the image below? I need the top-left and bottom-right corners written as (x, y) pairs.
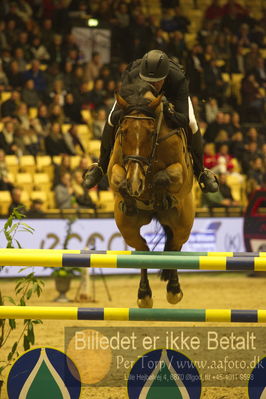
top-left (0, 0), bottom-right (265, 218)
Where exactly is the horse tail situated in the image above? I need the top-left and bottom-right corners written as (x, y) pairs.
top-left (160, 224), bottom-right (174, 282)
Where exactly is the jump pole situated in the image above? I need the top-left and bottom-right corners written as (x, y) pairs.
top-left (0, 306), bottom-right (266, 323)
top-left (1, 253), bottom-right (266, 271)
top-left (1, 249), bottom-right (266, 257)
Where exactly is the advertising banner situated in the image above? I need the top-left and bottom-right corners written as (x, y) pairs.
top-left (0, 218), bottom-right (245, 277)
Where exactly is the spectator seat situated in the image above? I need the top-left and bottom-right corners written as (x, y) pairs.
top-left (33, 173), bottom-right (51, 191)
top-left (0, 191), bottom-right (11, 215)
top-left (15, 173), bottom-right (33, 191)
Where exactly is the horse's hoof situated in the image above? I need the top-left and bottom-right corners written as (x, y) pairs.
top-left (137, 296), bottom-right (153, 308)
top-left (167, 290), bottom-right (183, 304)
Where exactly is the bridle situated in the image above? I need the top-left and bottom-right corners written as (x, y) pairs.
top-left (118, 104), bottom-right (179, 186)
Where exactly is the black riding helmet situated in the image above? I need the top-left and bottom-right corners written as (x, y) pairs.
top-left (139, 50), bottom-right (170, 82)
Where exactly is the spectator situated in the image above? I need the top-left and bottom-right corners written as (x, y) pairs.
top-left (167, 31), bottom-right (187, 63)
top-left (214, 32), bottom-right (231, 70)
top-left (203, 59), bottom-right (228, 105)
top-left (251, 57), bottom-right (266, 87)
top-left (30, 35), bottom-right (50, 63)
top-left (63, 93), bottom-right (82, 123)
top-left (104, 80), bottom-right (117, 108)
top-left (202, 189), bottom-right (236, 209)
top-left (203, 0), bottom-right (223, 26)
top-left (222, 0), bottom-right (249, 34)
top-left (53, 153), bottom-right (72, 187)
top-left (26, 199), bottom-right (45, 218)
top-left (15, 102), bottom-right (31, 130)
top-left (186, 43), bottom-right (204, 96)
top-left (237, 23), bottom-right (252, 48)
top-left (202, 171), bottom-right (240, 209)
top-left (6, 61), bottom-right (24, 89)
top-left (13, 47), bottom-right (27, 73)
top-left (49, 79), bottom-right (67, 106)
top-left (230, 131), bottom-right (245, 159)
top-left (239, 141), bottom-right (260, 174)
top-left (245, 127), bottom-right (264, 147)
top-left (112, 3), bottom-right (131, 61)
top-left (241, 73), bottom-right (264, 122)
top-left (218, 172), bottom-right (239, 204)
top-left (246, 156), bottom-right (266, 195)
top-left (203, 143), bottom-right (218, 170)
top-left (230, 112), bottom-right (241, 134)
top-left (74, 156), bottom-right (92, 176)
top-left (49, 103), bottom-right (65, 124)
top-left (0, 121), bottom-right (18, 154)
top-left (8, 187), bottom-right (26, 215)
top-left (23, 59), bottom-right (47, 93)
top-left (5, 19), bottom-right (19, 48)
top-left (14, 31), bottom-right (32, 61)
top-left (14, 126), bottom-right (39, 156)
top-left (48, 34), bottom-right (64, 65)
top-left (21, 79), bottom-right (41, 107)
top-left (0, 149), bottom-right (14, 191)
top-left (244, 43), bottom-right (262, 72)
top-left (0, 61), bottom-right (9, 89)
top-left (65, 125), bottom-right (85, 154)
top-left (0, 20), bottom-right (8, 48)
top-left (204, 111), bottom-right (226, 142)
top-left (131, 14), bottom-right (153, 59)
top-left (230, 44), bottom-right (246, 74)
top-left (35, 104), bottom-right (50, 135)
top-left (41, 18), bottom-right (55, 48)
top-left (151, 28), bottom-right (169, 53)
top-left (54, 172), bottom-right (77, 209)
top-left (62, 61), bottom-right (75, 91)
top-left (215, 143), bottom-right (234, 173)
top-left (44, 122), bottom-right (72, 156)
top-left (83, 51), bottom-right (103, 83)
top-left (171, 6), bottom-right (190, 33)
top-left (72, 170), bottom-right (97, 209)
top-left (92, 109), bottom-right (107, 140)
top-left (205, 98), bottom-right (219, 124)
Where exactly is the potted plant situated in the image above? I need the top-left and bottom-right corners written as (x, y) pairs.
top-left (50, 218), bottom-right (80, 302)
top-left (51, 266), bottom-right (80, 302)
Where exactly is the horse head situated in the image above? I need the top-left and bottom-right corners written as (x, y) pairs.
top-left (116, 83), bottom-right (162, 197)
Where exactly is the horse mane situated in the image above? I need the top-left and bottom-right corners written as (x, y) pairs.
top-left (118, 80), bottom-right (158, 117)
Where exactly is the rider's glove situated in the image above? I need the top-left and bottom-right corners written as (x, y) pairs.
top-left (163, 101), bottom-right (178, 128)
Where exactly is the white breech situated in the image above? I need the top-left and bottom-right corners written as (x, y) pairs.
top-left (188, 96), bottom-right (198, 134)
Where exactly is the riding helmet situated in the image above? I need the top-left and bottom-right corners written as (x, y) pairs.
top-left (139, 50), bottom-right (170, 82)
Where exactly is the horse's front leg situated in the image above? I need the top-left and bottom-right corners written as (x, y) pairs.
top-left (153, 163), bottom-right (183, 210)
top-left (110, 164), bottom-right (137, 215)
top-left (113, 196), bottom-right (153, 308)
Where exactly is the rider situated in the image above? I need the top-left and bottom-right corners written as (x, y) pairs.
top-left (84, 49), bottom-right (219, 193)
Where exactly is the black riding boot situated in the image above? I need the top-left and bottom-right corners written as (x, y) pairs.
top-left (83, 122), bottom-right (115, 189)
top-left (191, 129), bottom-right (219, 193)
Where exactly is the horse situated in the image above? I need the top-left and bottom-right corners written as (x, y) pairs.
top-left (108, 81), bottom-right (195, 308)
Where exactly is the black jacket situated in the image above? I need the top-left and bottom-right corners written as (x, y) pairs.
top-left (121, 58), bottom-right (189, 127)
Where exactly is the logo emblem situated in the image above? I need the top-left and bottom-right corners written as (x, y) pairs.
top-left (127, 349), bottom-right (201, 398)
top-left (248, 357), bottom-right (266, 398)
top-left (7, 347), bottom-right (81, 399)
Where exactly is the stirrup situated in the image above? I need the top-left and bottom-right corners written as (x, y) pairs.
top-left (198, 169), bottom-right (219, 193)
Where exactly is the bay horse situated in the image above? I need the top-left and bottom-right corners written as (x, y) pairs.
top-left (108, 81), bottom-right (195, 308)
